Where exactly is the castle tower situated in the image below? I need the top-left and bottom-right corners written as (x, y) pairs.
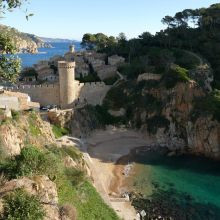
top-left (58, 61), bottom-right (76, 109)
top-left (69, 44), bottom-right (75, 53)
top-left (64, 45), bottom-right (75, 61)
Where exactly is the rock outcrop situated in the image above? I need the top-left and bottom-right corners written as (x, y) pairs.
top-left (104, 77), bottom-right (220, 160)
top-left (0, 112), bottom-right (55, 156)
top-left (48, 106), bottom-right (103, 138)
top-left (139, 81), bottom-right (220, 159)
top-left (0, 25), bottom-right (52, 54)
top-left (0, 176), bottom-right (60, 220)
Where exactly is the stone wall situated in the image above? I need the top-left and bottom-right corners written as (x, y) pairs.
top-left (75, 82), bottom-right (111, 106)
top-left (4, 81), bottom-right (110, 108)
top-left (137, 73), bottom-right (162, 82)
top-left (5, 84), bottom-right (60, 106)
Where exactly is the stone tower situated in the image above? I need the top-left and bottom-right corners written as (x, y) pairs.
top-left (58, 61), bottom-right (76, 109)
top-left (64, 45), bottom-right (75, 61)
top-left (69, 44), bottom-right (75, 53)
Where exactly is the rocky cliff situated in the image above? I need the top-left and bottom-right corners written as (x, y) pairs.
top-left (103, 66), bottom-right (220, 159)
top-left (0, 25), bottom-right (52, 54)
top-left (0, 111), bottom-right (55, 157)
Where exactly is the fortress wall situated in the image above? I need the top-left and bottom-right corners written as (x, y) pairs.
top-left (74, 82), bottom-right (111, 105)
top-left (5, 84), bottom-right (60, 106)
top-left (137, 73), bottom-right (162, 82)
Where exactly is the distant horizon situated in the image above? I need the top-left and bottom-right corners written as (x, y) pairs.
top-left (1, 0), bottom-right (220, 40)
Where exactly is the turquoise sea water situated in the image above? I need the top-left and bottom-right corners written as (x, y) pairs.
top-left (17, 42), bottom-right (81, 68)
top-left (132, 152), bottom-right (220, 219)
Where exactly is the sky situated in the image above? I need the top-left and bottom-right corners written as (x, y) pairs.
top-left (1, 0), bottom-right (220, 40)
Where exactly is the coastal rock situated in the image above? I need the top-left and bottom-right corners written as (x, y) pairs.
top-left (0, 176), bottom-right (60, 220)
top-left (121, 79), bottom-right (220, 159)
top-left (0, 112), bottom-right (55, 157)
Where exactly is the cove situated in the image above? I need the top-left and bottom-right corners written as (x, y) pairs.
top-left (130, 152), bottom-right (220, 219)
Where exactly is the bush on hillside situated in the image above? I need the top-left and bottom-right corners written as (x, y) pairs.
top-left (103, 75), bottom-right (119, 85)
top-left (192, 89), bottom-right (220, 122)
top-left (52, 125), bottom-right (69, 138)
top-left (2, 188), bottom-right (45, 220)
top-left (172, 49), bottom-right (201, 70)
top-left (118, 56), bottom-right (148, 79)
top-left (28, 112), bottom-right (41, 136)
top-left (162, 65), bottom-right (190, 89)
top-left (46, 144), bottom-right (83, 162)
top-left (0, 145), bottom-right (60, 179)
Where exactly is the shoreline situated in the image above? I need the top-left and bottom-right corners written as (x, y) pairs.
top-left (84, 127), bottom-right (152, 220)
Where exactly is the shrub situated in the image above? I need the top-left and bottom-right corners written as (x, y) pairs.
top-left (2, 188), bottom-right (45, 220)
top-left (118, 56), bottom-right (148, 79)
top-left (78, 73), bottom-right (101, 83)
top-left (46, 144), bottom-right (82, 162)
top-left (103, 75), bottom-right (119, 85)
top-left (11, 110), bottom-right (20, 121)
top-left (65, 168), bottom-right (85, 186)
top-left (172, 49), bottom-right (200, 70)
top-left (192, 89), bottom-right (220, 122)
top-left (0, 137), bottom-right (7, 161)
top-left (93, 105), bottom-right (124, 125)
top-left (162, 65), bottom-right (190, 88)
top-left (28, 112), bottom-right (41, 136)
top-left (0, 145), bottom-right (60, 179)
top-left (52, 125), bottom-right (69, 138)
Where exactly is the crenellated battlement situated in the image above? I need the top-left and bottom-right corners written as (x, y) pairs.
top-left (4, 83), bottom-right (59, 91)
top-left (78, 81), bottom-right (106, 87)
top-left (58, 61), bottom-right (75, 69)
top-left (3, 56), bottom-right (112, 108)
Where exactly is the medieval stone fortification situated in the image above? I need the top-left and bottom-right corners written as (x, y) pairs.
top-left (5, 60), bottom-right (111, 109)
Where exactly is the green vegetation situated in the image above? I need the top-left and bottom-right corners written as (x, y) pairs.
top-left (172, 49), bottom-right (201, 70)
top-left (162, 65), bottom-right (190, 89)
top-left (87, 105), bottom-right (124, 126)
top-left (77, 73), bottom-right (101, 83)
top-left (46, 144), bottom-right (83, 162)
top-left (103, 75), bottom-right (119, 85)
top-left (11, 110), bottom-right (20, 121)
top-left (0, 145), bottom-right (60, 179)
top-left (20, 67), bottom-right (38, 81)
top-left (0, 138), bottom-right (6, 162)
top-left (2, 188), bottom-right (45, 220)
top-left (57, 179), bottom-right (119, 220)
top-left (192, 89), bottom-right (220, 122)
top-left (81, 33), bottom-right (117, 50)
top-left (28, 112), bottom-right (41, 136)
top-left (52, 125), bottom-right (69, 138)
top-left (0, 33), bottom-right (20, 83)
top-left (0, 143), bottom-right (119, 220)
top-left (104, 81), bottom-right (162, 119)
top-left (118, 56), bottom-right (149, 79)
top-left (83, 4), bottom-right (220, 89)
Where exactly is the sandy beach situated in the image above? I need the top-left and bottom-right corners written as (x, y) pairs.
top-left (85, 126), bottom-right (150, 220)
top-left (57, 126), bottom-right (150, 219)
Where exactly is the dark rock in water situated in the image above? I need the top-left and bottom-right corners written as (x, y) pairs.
top-left (131, 189), bottom-right (220, 220)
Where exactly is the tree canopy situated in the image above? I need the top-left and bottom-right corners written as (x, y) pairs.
top-left (0, 0), bottom-right (28, 83)
top-left (82, 3), bottom-right (220, 89)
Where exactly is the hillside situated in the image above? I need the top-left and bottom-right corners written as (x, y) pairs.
top-left (0, 24), bottom-right (52, 53)
top-left (0, 111), bottom-right (119, 220)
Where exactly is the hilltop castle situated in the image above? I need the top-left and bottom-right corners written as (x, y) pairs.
top-left (5, 59), bottom-right (110, 109)
top-left (3, 45), bottom-right (129, 109)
